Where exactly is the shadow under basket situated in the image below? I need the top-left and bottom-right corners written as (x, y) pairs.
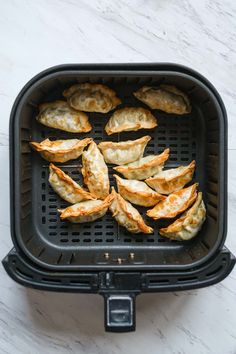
top-left (4, 63), bottom-right (235, 332)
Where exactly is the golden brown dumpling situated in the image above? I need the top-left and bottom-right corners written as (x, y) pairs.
top-left (36, 100), bottom-right (92, 133)
top-left (147, 183), bottom-right (198, 220)
top-left (81, 141), bottom-right (109, 199)
top-left (114, 175), bottom-right (165, 207)
top-left (114, 149), bottom-right (170, 180)
top-left (63, 83), bottom-right (121, 113)
top-left (30, 138), bottom-right (92, 163)
top-left (109, 188), bottom-right (153, 234)
top-left (160, 192), bottom-right (206, 240)
top-left (134, 85), bottom-right (191, 114)
top-left (105, 107), bottom-right (157, 135)
top-left (58, 194), bottom-right (113, 223)
top-left (145, 160), bottom-right (195, 194)
top-left (98, 135), bottom-right (151, 165)
top-left (49, 163), bottom-right (94, 204)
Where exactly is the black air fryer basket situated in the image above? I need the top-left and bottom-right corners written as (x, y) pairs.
top-left (3, 63), bottom-right (235, 332)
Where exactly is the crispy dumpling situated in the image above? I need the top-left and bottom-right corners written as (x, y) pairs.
top-left (105, 107), bottom-right (157, 135)
top-left (98, 135), bottom-right (151, 165)
top-left (82, 141), bottom-right (110, 199)
top-left (114, 148), bottom-right (170, 180)
top-left (109, 188), bottom-right (153, 234)
top-left (36, 100), bottom-right (92, 133)
top-left (146, 160), bottom-right (195, 194)
top-left (147, 183), bottom-right (198, 220)
top-left (30, 138), bottom-right (92, 163)
top-left (114, 175), bottom-right (165, 207)
top-left (63, 83), bottom-right (121, 113)
top-left (160, 192), bottom-right (206, 240)
top-left (58, 194), bottom-right (113, 223)
top-left (49, 163), bottom-right (94, 204)
top-left (134, 85), bottom-right (191, 114)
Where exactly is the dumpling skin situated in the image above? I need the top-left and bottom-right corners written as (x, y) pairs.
top-left (82, 141), bottom-right (110, 199)
top-left (109, 188), bottom-right (153, 234)
top-left (36, 100), bottom-right (92, 133)
top-left (98, 135), bottom-right (151, 165)
top-left (63, 83), bottom-right (121, 113)
top-left (30, 138), bottom-right (92, 162)
top-left (147, 183), bottom-right (198, 220)
top-left (114, 174), bottom-right (165, 207)
top-left (49, 163), bottom-right (94, 204)
top-left (58, 194), bottom-right (113, 223)
top-left (160, 192), bottom-right (206, 240)
top-left (105, 107), bottom-right (157, 135)
top-left (114, 148), bottom-right (170, 180)
top-left (146, 160), bottom-right (195, 194)
top-left (134, 85), bottom-right (191, 114)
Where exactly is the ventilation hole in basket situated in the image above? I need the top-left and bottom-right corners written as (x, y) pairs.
top-left (49, 225), bottom-right (56, 229)
top-left (60, 239), bottom-right (68, 243)
top-left (42, 216), bottom-right (46, 224)
top-left (49, 198), bottom-right (57, 202)
top-left (95, 225), bottom-right (102, 229)
top-left (95, 238), bottom-right (102, 242)
top-left (72, 238), bottom-right (80, 242)
top-left (181, 157), bottom-right (189, 161)
top-left (49, 211), bottom-right (57, 215)
top-left (83, 238), bottom-right (91, 243)
top-left (41, 171), bottom-right (46, 178)
top-left (124, 238), bottom-right (132, 242)
top-left (106, 232), bottom-right (114, 236)
top-left (135, 238), bottom-right (143, 243)
top-left (95, 231), bottom-right (102, 236)
top-left (147, 239), bottom-right (154, 242)
top-left (49, 204), bottom-right (57, 209)
top-left (106, 239), bottom-right (114, 242)
top-left (72, 232), bottom-right (80, 236)
top-left (42, 205), bottom-right (46, 213)
top-left (42, 194), bottom-right (46, 201)
top-left (60, 232), bottom-right (68, 236)
top-left (106, 225), bottom-right (114, 229)
top-left (49, 232), bottom-right (57, 236)
top-left (158, 144), bottom-right (166, 148)
top-left (49, 218), bottom-right (57, 222)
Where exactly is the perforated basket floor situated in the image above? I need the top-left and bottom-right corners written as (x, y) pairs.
top-left (11, 65), bottom-right (227, 270)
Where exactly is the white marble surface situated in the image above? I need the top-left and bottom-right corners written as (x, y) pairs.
top-left (0, 0), bottom-right (236, 353)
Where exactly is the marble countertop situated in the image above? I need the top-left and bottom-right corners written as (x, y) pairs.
top-left (0, 0), bottom-right (236, 353)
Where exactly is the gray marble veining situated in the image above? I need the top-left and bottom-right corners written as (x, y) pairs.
top-left (0, 0), bottom-right (236, 353)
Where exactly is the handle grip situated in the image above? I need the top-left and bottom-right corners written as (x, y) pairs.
top-left (104, 294), bottom-right (136, 332)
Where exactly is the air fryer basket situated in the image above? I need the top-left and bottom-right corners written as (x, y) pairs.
top-left (6, 63), bottom-right (234, 332)
top-left (10, 64), bottom-right (227, 271)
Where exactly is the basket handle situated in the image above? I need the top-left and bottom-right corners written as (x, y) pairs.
top-left (103, 293), bottom-right (136, 332)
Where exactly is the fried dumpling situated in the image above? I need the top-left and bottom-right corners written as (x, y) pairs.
top-left (63, 83), bottom-right (121, 113)
top-left (160, 192), bottom-right (206, 240)
top-left (36, 100), bottom-right (92, 133)
top-left (49, 163), bottom-right (94, 204)
top-left (82, 141), bottom-right (110, 199)
top-left (114, 148), bottom-right (170, 180)
top-left (105, 107), bottom-right (157, 135)
top-left (30, 138), bottom-right (92, 163)
top-left (98, 135), bottom-right (151, 165)
top-left (114, 175), bottom-right (165, 207)
top-left (109, 188), bottom-right (153, 234)
top-left (134, 85), bottom-right (191, 114)
top-left (146, 160), bottom-right (195, 194)
top-left (58, 194), bottom-right (113, 223)
top-left (147, 183), bottom-right (198, 220)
